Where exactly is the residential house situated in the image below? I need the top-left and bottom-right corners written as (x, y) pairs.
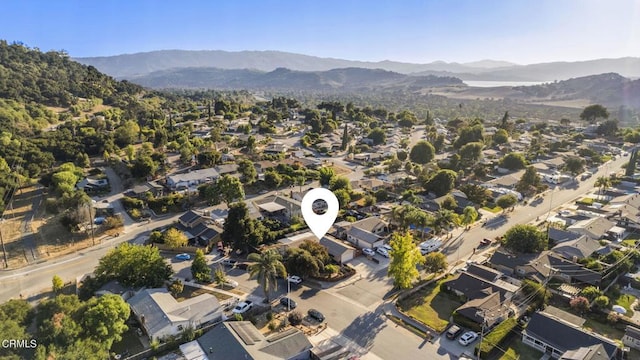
top-left (263, 143), bottom-right (288, 155)
top-left (177, 210), bottom-right (221, 247)
top-left (126, 182), bottom-right (164, 199)
top-left (455, 292), bottom-right (511, 329)
top-left (128, 288), bottom-right (223, 342)
top-left (551, 237), bottom-right (601, 262)
top-left (443, 271), bottom-right (519, 302)
top-left (548, 228), bottom-right (585, 245)
top-left (255, 160), bottom-right (276, 175)
top-left (350, 179), bottom-right (391, 193)
top-left (180, 321), bottom-right (312, 360)
top-left (567, 217), bottom-right (617, 241)
top-left (255, 196), bottom-right (302, 221)
top-left (334, 217), bottom-right (389, 239)
top-left (622, 325), bottom-right (640, 351)
top-left (346, 227), bottom-right (385, 249)
top-left (522, 307), bottom-right (618, 359)
top-left (76, 177), bottom-right (109, 192)
top-left (166, 168), bottom-right (220, 190)
top-left (488, 170), bottom-right (525, 189)
top-left (320, 235), bottom-right (356, 264)
top-left (275, 231), bottom-right (316, 254)
top-left (179, 210), bottom-right (207, 228)
top-left (215, 164), bottom-right (239, 176)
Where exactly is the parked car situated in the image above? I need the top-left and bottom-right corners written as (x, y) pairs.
top-left (479, 238), bottom-right (492, 247)
top-left (307, 309), bottom-right (325, 322)
top-left (279, 297), bottom-right (297, 310)
top-left (382, 244), bottom-right (392, 252)
top-left (458, 331), bottom-right (478, 346)
top-left (175, 253), bottom-right (191, 261)
top-left (287, 275), bottom-right (303, 284)
top-left (376, 247), bottom-right (389, 258)
top-left (445, 324), bottom-right (463, 340)
top-left (223, 279), bottom-right (238, 288)
top-left (222, 258), bottom-right (238, 267)
top-left (362, 248), bottom-right (375, 257)
top-left (232, 301), bottom-right (253, 314)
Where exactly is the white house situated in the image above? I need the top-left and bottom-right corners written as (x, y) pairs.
top-left (128, 288), bottom-right (223, 342)
top-left (166, 168), bottom-right (220, 190)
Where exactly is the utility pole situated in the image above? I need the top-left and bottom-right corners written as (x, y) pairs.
top-left (0, 226), bottom-right (8, 268)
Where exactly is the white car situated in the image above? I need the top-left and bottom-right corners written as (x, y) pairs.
top-left (287, 275), bottom-right (303, 284)
top-left (382, 244), bottom-right (392, 251)
top-left (232, 301), bottom-right (253, 314)
top-left (223, 279), bottom-right (238, 288)
top-left (458, 331), bottom-right (478, 346)
top-left (376, 247), bottom-right (389, 258)
top-left (362, 248), bottom-right (375, 257)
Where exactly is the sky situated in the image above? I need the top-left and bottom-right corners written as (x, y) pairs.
top-left (1, 0), bottom-right (639, 65)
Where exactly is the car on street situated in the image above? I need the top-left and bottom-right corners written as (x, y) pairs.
top-left (175, 253), bottom-right (191, 261)
top-left (287, 275), bottom-right (303, 284)
top-left (479, 238), bottom-right (492, 247)
top-left (362, 248), bottom-right (375, 257)
top-left (445, 324), bottom-right (463, 340)
top-left (232, 301), bottom-right (253, 314)
top-left (382, 244), bottom-right (392, 252)
top-left (221, 258), bottom-right (238, 267)
top-left (458, 331), bottom-right (479, 346)
top-left (280, 297), bottom-right (297, 310)
top-left (376, 247), bottom-right (389, 257)
top-left (307, 309), bottom-right (325, 322)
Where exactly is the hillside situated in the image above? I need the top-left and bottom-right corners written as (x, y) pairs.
top-left (128, 66), bottom-right (464, 91)
top-left (75, 49), bottom-right (640, 82)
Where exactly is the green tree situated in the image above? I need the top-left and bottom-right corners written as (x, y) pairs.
top-left (83, 294), bottom-right (130, 348)
top-left (516, 166), bottom-right (542, 194)
top-left (191, 249), bottom-right (211, 283)
top-left (496, 194), bottom-right (518, 211)
top-left (168, 279), bottom-right (184, 297)
top-left (368, 127), bottom-right (386, 145)
top-left (285, 247), bottom-right (322, 278)
top-left (299, 239), bottom-right (331, 266)
top-left (52, 275), bottom-right (64, 294)
top-left (329, 176), bottom-right (351, 191)
top-left (423, 169), bottom-right (457, 196)
top-left (409, 140), bottom-right (435, 164)
top-left (238, 159), bottom-right (257, 184)
top-left (564, 156), bottom-right (586, 176)
top-left (594, 295), bottom-right (610, 309)
top-left (248, 249), bottom-right (287, 302)
top-left (597, 119), bottom-right (618, 136)
top-left (500, 152), bottom-right (527, 170)
top-left (213, 266), bottom-right (227, 287)
top-left (580, 286), bottom-right (602, 300)
top-left (94, 243), bottom-right (173, 288)
top-left (163, 228), bottom-right (188, 249)
top-left (493, 128), bottom-right (509, 145)
top-left (502, 224), bottom-right (547, 253)
top-left (461, 206), bottom-right (478, 229)
top-left (114, 120), bottom-right (140, 147)
top-left (319, 167), bottom-right (335, 186)
top-left (423, 252), bottom-right (448, 273)
top-left (627, 149), bottom-right (638, 176)
top-left (264, 170), bottom-right (283, 189)
top-left (522, 279), bottom-right (551, 309)
top-left (454, 124), bottom-right (484, 149)
top-left (388, 231), bottom-right (425, 289)
top-left (333, 188), bottom-right (351, 208)
top-left (216, 174), bottom-right (245, 205)
top-left (341, 123), bottom-right (349, 150)
top-left (131, 155), bottom-right (158, 178)
top-left (222, 202), bottom-right (260, 253)
top-left (595, 176), bottom-right (611, 196)
top-left (580, 104), bottom-right (609, 123)
top-left (458, 141), bottom-right (484, 168)
top-left (459, 184), bottom-right (491, 207)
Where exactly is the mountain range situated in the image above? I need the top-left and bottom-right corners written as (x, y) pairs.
top-left (75, 50), bottom-right (640, 82)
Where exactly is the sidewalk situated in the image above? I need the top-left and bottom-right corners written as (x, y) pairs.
top-left (308, 326), bottom-right (385, 360)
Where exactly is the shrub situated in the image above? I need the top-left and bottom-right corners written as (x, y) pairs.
top-left (233, 313), bottom-right (243, 321)
top-left (477, 318), bottom-right (517, 358)
top-left (594, 295), bottom-right (610, 309)
top-left (288, 311), bottom-right (303, 326)
top-left (324, 264), bottom-right (340, 275)
top-left (570, 296), bottom-right (590, 313)
top-left (268, 321), bottom-right (277, 331)
top-left (266, 312), bottom-right (274, 321)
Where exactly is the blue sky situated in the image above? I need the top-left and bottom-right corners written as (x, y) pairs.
top-left (2, 0), bottom-right (639, 64)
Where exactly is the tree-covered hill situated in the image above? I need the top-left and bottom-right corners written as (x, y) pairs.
top-left (0, 40), bottom-right (143, 107)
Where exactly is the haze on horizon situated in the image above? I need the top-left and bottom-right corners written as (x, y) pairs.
top-left (2, 0), bottom-right (639, 65)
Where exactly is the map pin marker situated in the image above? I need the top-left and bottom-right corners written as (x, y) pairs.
top-left (301, 188), bottom-right (339, 240)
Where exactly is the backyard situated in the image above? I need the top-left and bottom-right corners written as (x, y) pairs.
top-left (396, 276), bottom-right (462, 332)
top-left (498, 338), bottom-right (542, 360)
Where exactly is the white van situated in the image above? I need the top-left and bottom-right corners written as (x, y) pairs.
top-left (419, 237), bottom-right (443, 255)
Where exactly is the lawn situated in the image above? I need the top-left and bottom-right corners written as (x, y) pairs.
top-left (583, 316), bottom-right (625, 340)
top-left (577, 197), bottom-right (595, 205)
top-left (499, 339), bottom-right (543, 360)
top-left (397, 276), bottom-right (462, 332)
top-left (614, 294), bottom-right (636, 317)
top-left (482, 206), bottom-right (502, 213)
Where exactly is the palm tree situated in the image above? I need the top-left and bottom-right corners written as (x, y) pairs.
top-left (433, 209), bottom-right (459, 234)
top-left (594, 176), bottom-right (611, 197)
top-left (247, 249), bottom-right (287, 302)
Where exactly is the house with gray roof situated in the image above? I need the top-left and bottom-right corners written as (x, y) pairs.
top-left (623, 325), bottom-right (640, 351)
top-left (567, 217), bottom-right (616, 241)
top-left (128, 288), bottom-right (223, 342)
top-left (180, 321), bottom-right (312, 360)
top-left (255, 195), bottom-right (302, 221)
top-left (522, 308), bottom-right (618, 359)
top-left (320, 235), bottom-right (356, 264)
top-left (346, 226), bottom-right (385, 249)
top-left (551, 237), bottom-right (601, 261)
top-left (166, 168), bottom-right (220, 190)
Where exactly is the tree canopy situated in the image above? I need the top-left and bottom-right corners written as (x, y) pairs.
top-left (409, 140), bottom-right (435, 164)
top-left (502, 224), bottom-right (547, 253)
top-left (580, 104), bottom-right (609, 123)
top-left (500, 152), bottom-right (527, 170)
top-left (423, 169), bottom-right (457, 197)
top-left (248, 249), bottom-right (287, 302)
top-left (388, 231), bottom-right (425, 289)
top-left (94, 243), bottom-right (173, 288)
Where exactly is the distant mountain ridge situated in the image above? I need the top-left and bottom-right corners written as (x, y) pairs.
top-left (128, 66), bottom-right (464, 91)
top-left (75, 49), bottom-right (640, 82)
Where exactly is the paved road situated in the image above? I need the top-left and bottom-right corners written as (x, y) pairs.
top-left (441, 156), bottom-right (628, 266)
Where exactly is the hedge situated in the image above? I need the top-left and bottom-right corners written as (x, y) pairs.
top-left (476, 317), bottom-right (518, 358)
